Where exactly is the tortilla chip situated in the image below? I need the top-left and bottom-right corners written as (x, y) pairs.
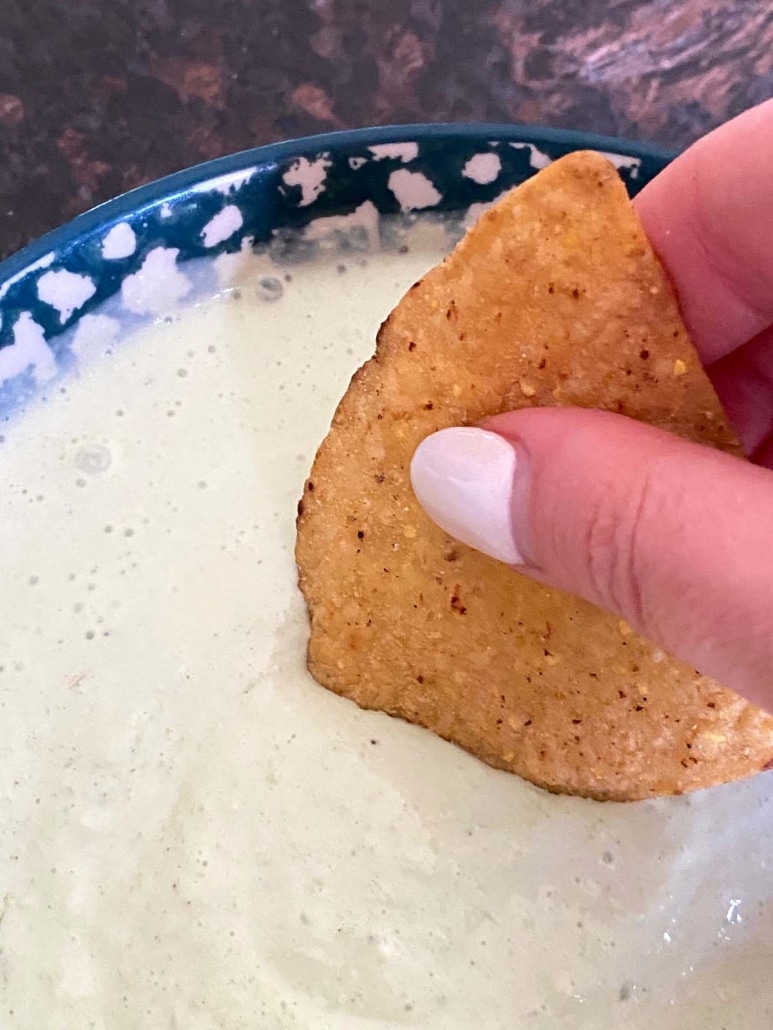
top-left (295, 150), bottom-right (773, 801)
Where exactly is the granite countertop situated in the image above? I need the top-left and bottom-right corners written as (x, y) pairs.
top-left (0, 0), bottom-right (771, 261)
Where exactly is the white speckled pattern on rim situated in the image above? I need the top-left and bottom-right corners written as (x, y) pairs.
top-left (0, 125), bottom-right (671, 419)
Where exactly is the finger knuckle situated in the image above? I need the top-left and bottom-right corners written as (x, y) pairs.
top-left (583, 469), bottom-right (656, 632)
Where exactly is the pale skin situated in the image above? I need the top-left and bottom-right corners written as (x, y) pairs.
top-left (411, 99), bottom-right (773, 711)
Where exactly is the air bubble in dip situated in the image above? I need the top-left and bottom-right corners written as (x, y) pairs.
top-left (255, 276), bottom-right (284, 302)
top-left (75, 445), bottom-right (112, 475)
top-left (619, 980), bottom-right (637, 1002)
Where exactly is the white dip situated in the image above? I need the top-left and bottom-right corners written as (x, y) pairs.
top-left (1, 218), bottom-right (772, 1028)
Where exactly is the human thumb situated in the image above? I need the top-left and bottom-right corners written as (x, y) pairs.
top-left (410, 408), bottom-right (773, 709)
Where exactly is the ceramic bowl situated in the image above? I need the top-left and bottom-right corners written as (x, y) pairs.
top-left (0, 124), bottom-right (672, 418)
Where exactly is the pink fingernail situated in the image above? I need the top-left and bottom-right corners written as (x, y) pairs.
top-left (410, 427), bottom-right (524, 565)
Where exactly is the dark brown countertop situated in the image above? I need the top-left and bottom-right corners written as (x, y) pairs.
top-left (1, 0), bottom-right (771, 261)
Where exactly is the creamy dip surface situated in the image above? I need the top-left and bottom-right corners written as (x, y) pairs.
top-left (1, 218), bottom-right (773, 1029)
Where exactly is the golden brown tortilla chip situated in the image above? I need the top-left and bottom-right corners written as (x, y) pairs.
top-left (295, 150), bottom-right (773, 801)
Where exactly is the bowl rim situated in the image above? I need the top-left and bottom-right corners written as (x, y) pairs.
top-left (0, 122), bottom-right (676, 287)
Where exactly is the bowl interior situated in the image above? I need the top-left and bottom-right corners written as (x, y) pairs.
top-left (9, 129), bottom-right (773, 1030)
top-left (0, 125), bottom-right (671, 419)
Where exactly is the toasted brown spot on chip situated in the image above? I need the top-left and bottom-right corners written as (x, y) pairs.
top-left (296, 151), bottom-right (773, 802)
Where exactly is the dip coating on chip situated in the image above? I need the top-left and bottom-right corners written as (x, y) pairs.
top-left (296, 151), bottom-right (773, 801)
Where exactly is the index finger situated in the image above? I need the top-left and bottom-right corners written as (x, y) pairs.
top-left (634, 99), bottom-right (773, 365)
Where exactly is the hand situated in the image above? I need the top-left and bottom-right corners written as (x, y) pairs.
top-left (410, 99), bottom-right (773, 710)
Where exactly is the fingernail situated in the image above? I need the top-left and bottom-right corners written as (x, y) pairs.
top-left (410, 427), bottom-right (525, 565)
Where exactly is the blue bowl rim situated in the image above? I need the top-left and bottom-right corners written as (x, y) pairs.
top-left (0, 123), bottom-right (676, 289)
